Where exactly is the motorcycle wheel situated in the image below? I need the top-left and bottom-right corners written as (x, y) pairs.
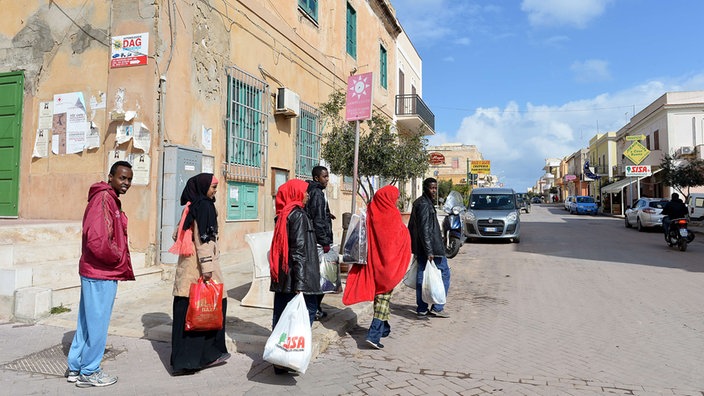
top-left (678, 238), bottom-right (688, 252)
top-left (446, 236), bottom-right (461, 259)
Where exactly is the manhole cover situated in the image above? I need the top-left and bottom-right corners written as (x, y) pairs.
top-left (1, 344), bottom-right (124, 377)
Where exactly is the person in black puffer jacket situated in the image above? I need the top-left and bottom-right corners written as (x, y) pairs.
top-left (306, 166), bottom-right (336, 320)
top-left (407, 177), bottom-right (451, 319)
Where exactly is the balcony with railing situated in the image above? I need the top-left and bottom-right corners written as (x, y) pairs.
top-left (395, 94), bottom-right (435, 136)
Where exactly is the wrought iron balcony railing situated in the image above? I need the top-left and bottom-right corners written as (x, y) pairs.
top-left (395, 94), bottom-right (435, 131)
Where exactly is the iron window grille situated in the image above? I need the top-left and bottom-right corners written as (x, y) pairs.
top-left (295, 102), bottom-right (321, 179)
top-left (225, 66), bottom-right (269, 183)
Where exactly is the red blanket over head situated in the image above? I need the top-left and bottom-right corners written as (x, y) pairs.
top-left (342, 185), bottom-right (411, 305)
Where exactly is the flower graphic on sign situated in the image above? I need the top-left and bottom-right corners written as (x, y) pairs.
top-left (348, 75), bottom-right (371, 100)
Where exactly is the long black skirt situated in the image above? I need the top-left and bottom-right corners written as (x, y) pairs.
top-left (171, 296), bottom-right (228, 371)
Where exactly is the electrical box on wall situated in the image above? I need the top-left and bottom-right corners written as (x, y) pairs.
top-left (275, 87), bottom-right (300, 117)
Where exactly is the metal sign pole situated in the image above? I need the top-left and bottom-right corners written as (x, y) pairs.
top-left (351, 120), bottom-right (360, 213)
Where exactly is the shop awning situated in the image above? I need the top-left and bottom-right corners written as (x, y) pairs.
top-left (601, 169), bottom-right (662, 194)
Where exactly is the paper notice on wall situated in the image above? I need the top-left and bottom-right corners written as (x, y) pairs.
top-left (116, 123), bottom-right (133, 144)
top-left (38, 101), bottom-right (53, 129)
top-left (107, 149), bottom-right (127, 173)
top-left (129, 153), bottom-right (150, 185)
top-left (66, 108), bottom-right (88, 154)
top-left (133, 122), bottom-right (150, 152)
top-left (33, 129), bottom-right (50, 158)
top-left (202, 126), bottom-right (212, 151)
top-left (85, 122), bottom-right (100, 149)
top-left (53, 92), bottom-right (89, 154)
top-left (90, 92), bottom-right (106, 110)
top-left (230, 186), bottom-right (239, 201)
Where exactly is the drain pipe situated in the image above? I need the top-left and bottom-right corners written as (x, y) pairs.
top-left (154, 75), bottom-right (167, 267)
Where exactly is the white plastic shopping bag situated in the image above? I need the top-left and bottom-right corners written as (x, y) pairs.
top-left (402, 257), bottom-right (417, 289)
top-left (421, 260), bottom-right (446, 305)
top-left (263, 293), bottom-right (312, 373)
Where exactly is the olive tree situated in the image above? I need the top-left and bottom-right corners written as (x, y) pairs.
top-left (660, 154), bottom-right (704, 200)
top-left (319, 90), bottom-right (429, 205)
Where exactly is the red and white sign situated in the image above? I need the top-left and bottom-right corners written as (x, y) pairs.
top-left (428, 152), bottom-right (445, 165)
top-left (564, 174), bottom-right (577, 181)
top-left (345, 72), bottom-right (373, 121)
top-left (625, 165), bottom-right (651, 177)
top-left (110, 33), bottom-right (149, 68)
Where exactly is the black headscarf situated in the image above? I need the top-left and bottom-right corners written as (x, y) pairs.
top-left (180, 173), bottom-right (218, 243)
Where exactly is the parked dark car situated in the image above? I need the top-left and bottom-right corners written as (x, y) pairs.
top-left (516, 194), bottom-right (531, 213)
top-left (531, 196), bottom-right (542, 204)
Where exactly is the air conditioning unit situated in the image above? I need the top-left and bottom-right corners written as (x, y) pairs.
top-left (676, 146), bottom-right (694, 157)
top-left (275, 88), bottom-right (300, 117)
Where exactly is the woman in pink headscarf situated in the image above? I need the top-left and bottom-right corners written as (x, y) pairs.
top-left (343, 185), bottom-right (411, 349)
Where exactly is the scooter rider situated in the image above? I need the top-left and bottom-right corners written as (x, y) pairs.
top-left (661, 192), bottom-right (688, 238)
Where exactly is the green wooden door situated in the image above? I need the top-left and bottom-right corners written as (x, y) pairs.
top-left (0, 72), bottom-right (24, 217)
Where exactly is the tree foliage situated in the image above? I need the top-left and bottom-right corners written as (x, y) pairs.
top-left (660, 154), bottom-right (704, 199)
top-left (319, 90), bottom-right (429, 204)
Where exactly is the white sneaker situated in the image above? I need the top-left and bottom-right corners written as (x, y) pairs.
top-left (75, 369), bottom-right (118, 388)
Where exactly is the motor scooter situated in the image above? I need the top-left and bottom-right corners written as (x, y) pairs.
top-left (665, 217), bottom-right (695, 251)
top-left (442, 191), bottom-right (466, 259)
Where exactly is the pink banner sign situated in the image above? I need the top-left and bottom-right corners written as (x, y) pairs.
top-left (345, 72), bottom-right (373, 121)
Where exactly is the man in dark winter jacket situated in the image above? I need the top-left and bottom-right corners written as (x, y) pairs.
top-left (407, 177), bottom-right (451, 318)
top-left (306, 166), bottom-right (336, 320)
top-left (662, 192), bottom-right (688, 237)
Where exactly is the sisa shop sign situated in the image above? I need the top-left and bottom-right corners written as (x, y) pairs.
top-left (625, 165), bottom-right (651, 177)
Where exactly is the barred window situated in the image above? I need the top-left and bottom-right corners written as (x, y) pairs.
top-left (296, 102), bottom-right (321, 179)
top-left (225, 66), bottom-right (269, 182)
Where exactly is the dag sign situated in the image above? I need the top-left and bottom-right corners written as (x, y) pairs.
top-left (111, 33), bottom-right (149, 68)
top-left (470, 160), bottom-right (491, 174)
top-left (428, 152), bottom-right (445, 165)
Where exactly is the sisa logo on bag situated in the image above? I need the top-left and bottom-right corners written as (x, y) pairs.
top-left (276, 332), bottom-right (306, 352)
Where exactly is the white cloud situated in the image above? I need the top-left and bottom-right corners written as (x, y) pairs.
top-left (454, 37), bottom-right (471, 46)
top-left (521, 0), bottom-right (612, 28)
top-left (433, 73), bottom-right (704, 190)
top-left (571, 59), bottom-right (612, 83)
top-left (443, 56), bottom-right (455, 62)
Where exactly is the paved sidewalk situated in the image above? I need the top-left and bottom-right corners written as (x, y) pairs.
top-left (0, 254), bottom-right (371, 393)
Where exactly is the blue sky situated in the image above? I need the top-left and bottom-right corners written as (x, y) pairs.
top-left (391, 0), bottom-right (704, 192)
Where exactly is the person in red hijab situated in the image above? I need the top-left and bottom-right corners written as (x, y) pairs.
top-left (269, 179), bottom-right (322, 373)
top-left (343, 185), bottom-right (411, 349)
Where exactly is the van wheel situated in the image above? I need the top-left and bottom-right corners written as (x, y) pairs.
top-left (625, 216), bottom-right (631, 228)
top-left (637, 218), bottom-right (644, 232)
top-left (513, 236), bottom-right (520, 243)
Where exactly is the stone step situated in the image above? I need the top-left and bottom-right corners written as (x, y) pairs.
top-left (51, 265), bottom-right (165, 308)
top-left (9, 240), bottom-right (82, 266)
top-left (0, 221), bottom-right (81, 245)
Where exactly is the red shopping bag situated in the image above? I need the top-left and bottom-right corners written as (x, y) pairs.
top-left (185, 277), bottom-right (224, 331)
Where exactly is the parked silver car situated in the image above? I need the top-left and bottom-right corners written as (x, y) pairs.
top-left (625, 198), bottom-right (668, 231)
top-left (464, 187), bottom-right (521, 243)
top-left (564, 196), bottom-right (575, 210)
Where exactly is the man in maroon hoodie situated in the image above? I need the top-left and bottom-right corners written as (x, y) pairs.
top-left (66, 161), bottom-right (134, 388)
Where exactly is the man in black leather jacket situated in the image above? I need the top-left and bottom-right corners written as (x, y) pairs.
top-left (661, 192), bottom-right (688, 238)
top-left (306, 166), bottom-right (336, 320)
top-left (408, 177), bottom-right (451, 318)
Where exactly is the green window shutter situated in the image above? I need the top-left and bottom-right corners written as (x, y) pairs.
top-left (298, 0), bottom-right (318, 22)
top-left (227, 181), bottom-right (259, 220)
top-left (346, 3), bottom-right (356, 58)
top-left (380, 45), bottom-right (387, 89)
top-left (296, 105), bottom-right (320, 178)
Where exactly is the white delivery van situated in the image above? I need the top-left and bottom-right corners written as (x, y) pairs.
top-left (686, 193), bottom-right (704, 220)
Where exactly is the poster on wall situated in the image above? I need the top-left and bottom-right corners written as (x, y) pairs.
top-left (129, 153), bottom-right (150, 185)
top-left (133, 122), bottom-right (151, 152)
top-left (110, 33), bottom-right (149, 68)
top-left (85, 122), bottom-right (100, 149)
top-left (32, 129), bottom-right (49, 158)
top-left (53, 92), bottom-right (89, 154)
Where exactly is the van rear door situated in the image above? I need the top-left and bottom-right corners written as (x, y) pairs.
top-left (687, 193), bottom-right (704, 220)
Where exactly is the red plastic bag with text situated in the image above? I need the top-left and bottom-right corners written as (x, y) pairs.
top-left (185, 277), bottom-right (224, 331)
